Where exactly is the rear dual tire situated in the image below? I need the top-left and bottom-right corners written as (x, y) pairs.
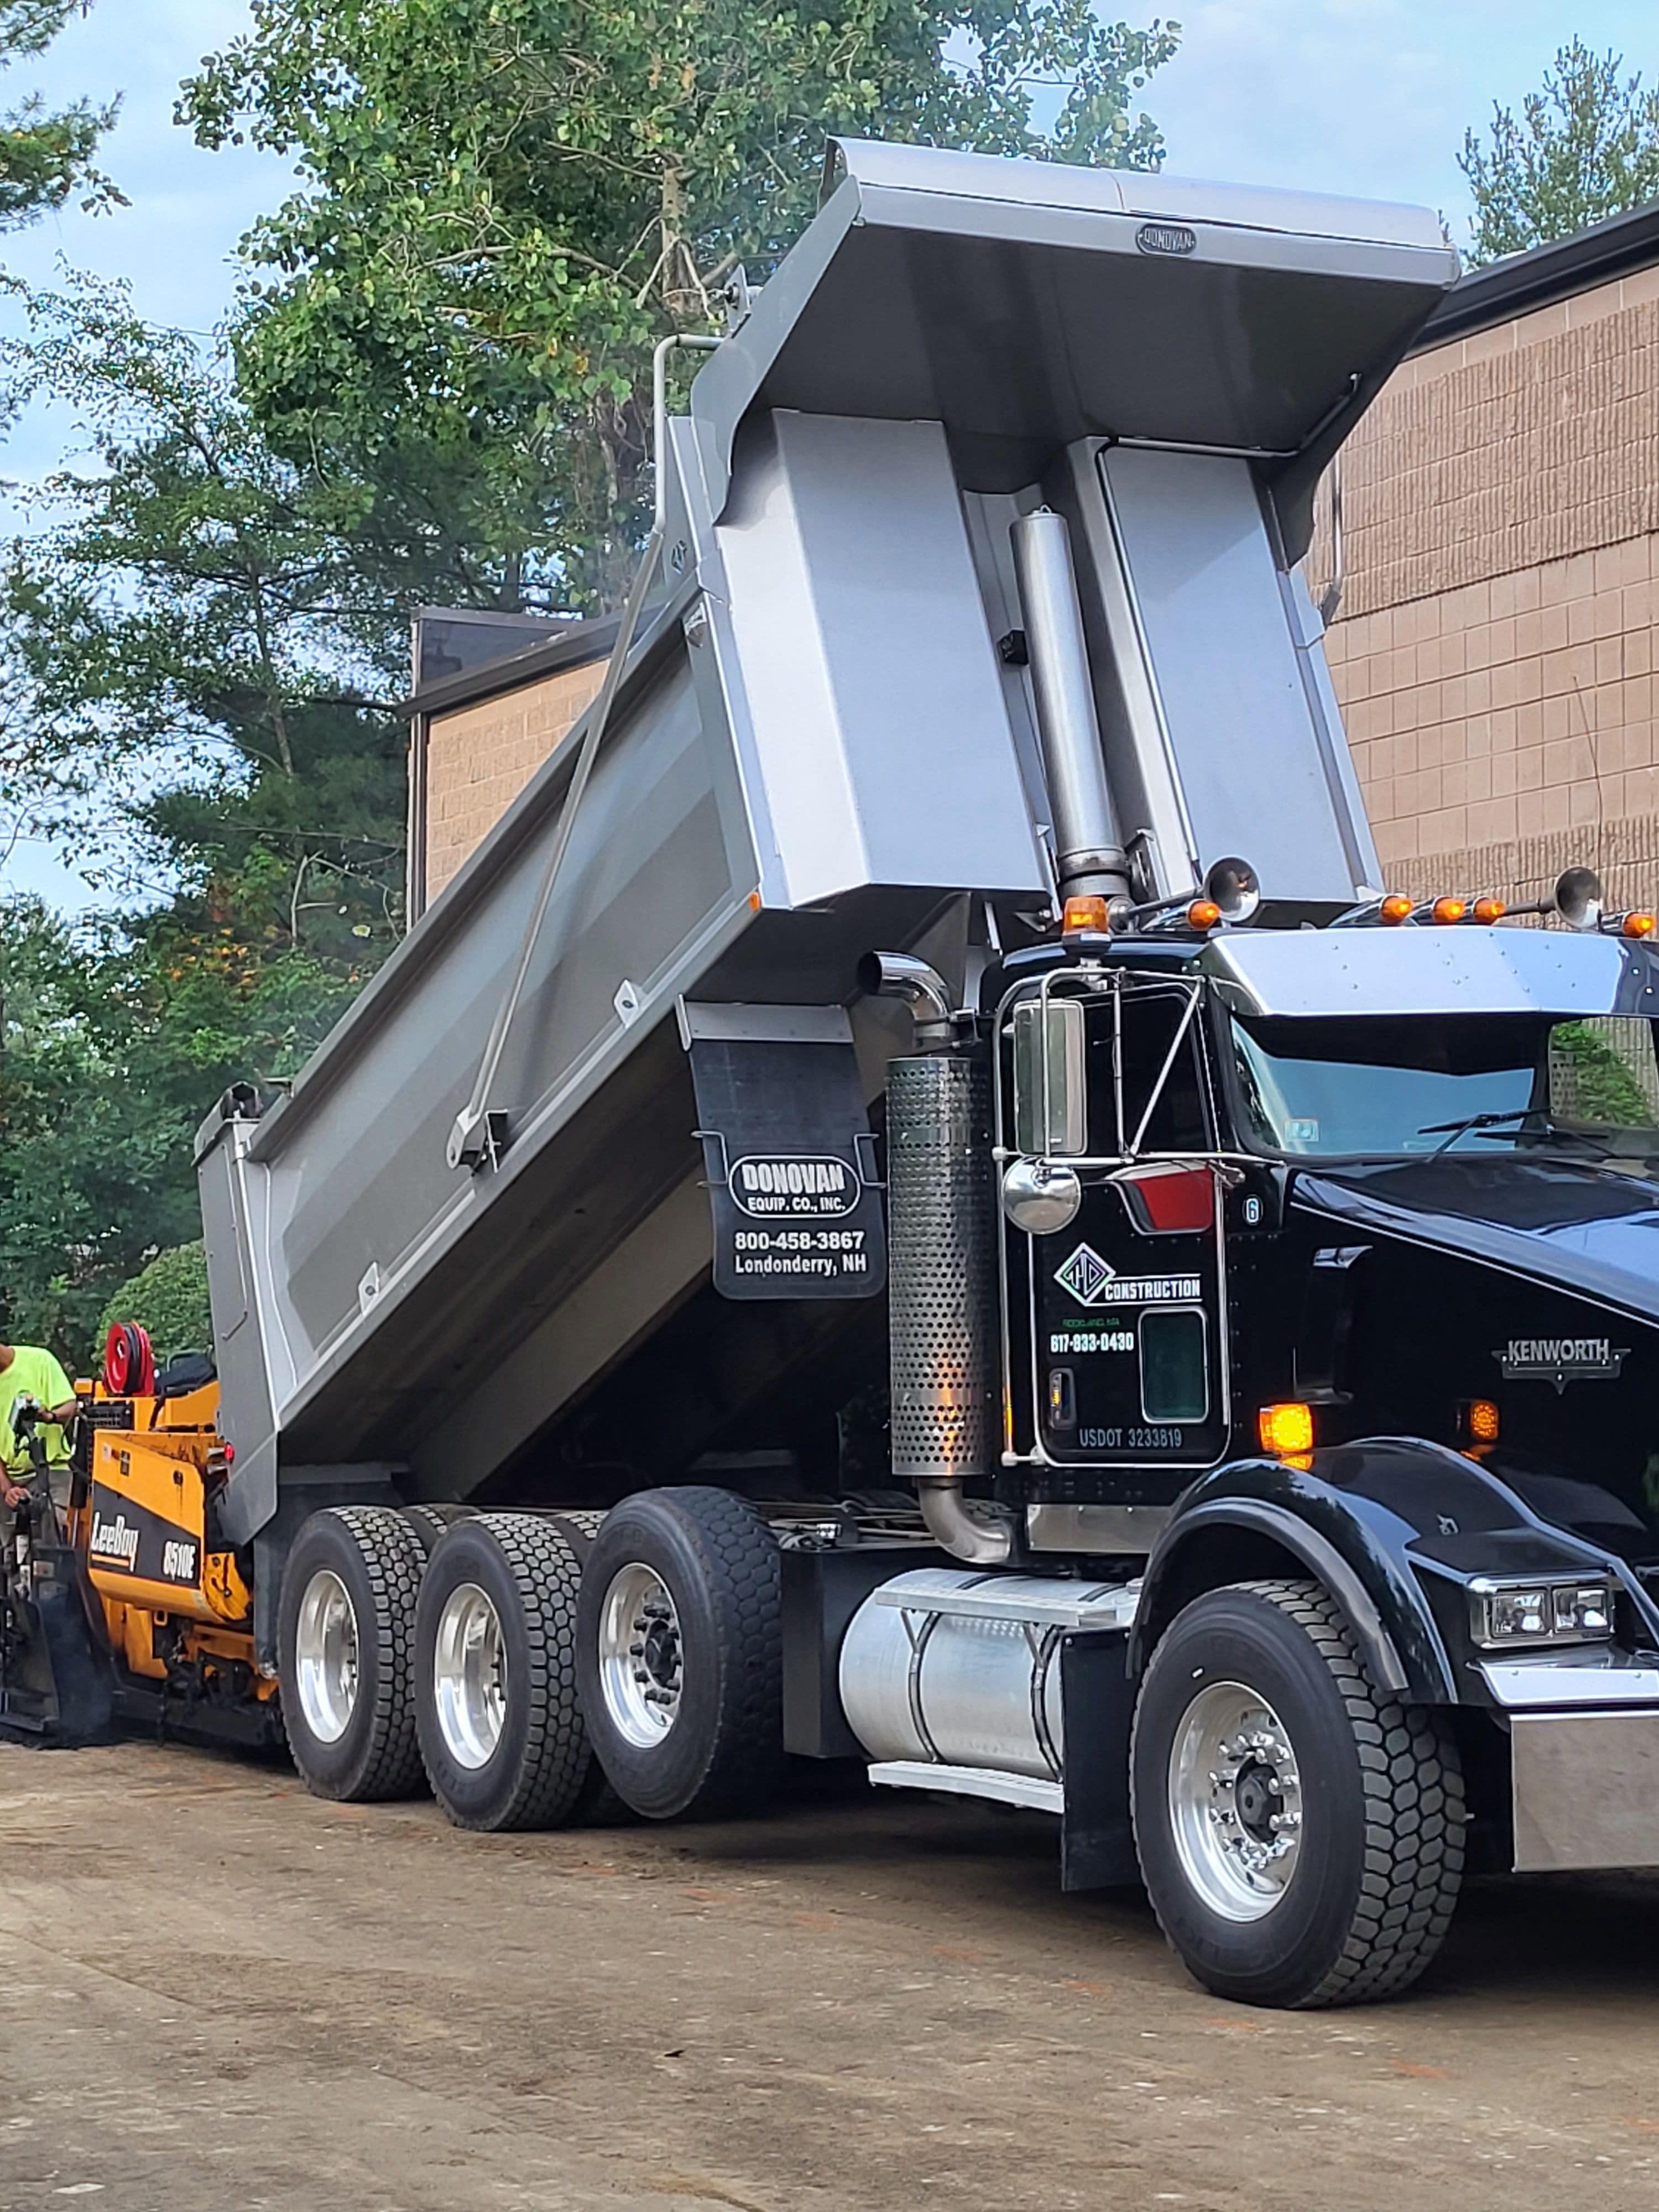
top-left (576, 1486), bottom-right (782, 1821)
top-left (414, 1513), bottom-right (593, 1831)
top-left (279, 1506), bottom-right (426, 1802)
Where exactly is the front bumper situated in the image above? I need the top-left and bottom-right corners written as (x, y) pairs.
top-left (1479, 1650), bottom-right (1659, 1871)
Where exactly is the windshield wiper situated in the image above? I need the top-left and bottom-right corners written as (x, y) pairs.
top-left (1416, 1108), bottom-right (1538, 1158)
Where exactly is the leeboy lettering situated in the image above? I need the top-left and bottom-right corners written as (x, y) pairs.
top-left (89, 1511), bottom-right (140, 1568)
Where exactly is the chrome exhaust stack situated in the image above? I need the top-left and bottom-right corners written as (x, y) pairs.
top-left (1010, 507), bottom-right (1130, 902)
top-left (884, 1055), bottom-right (1014, 1567)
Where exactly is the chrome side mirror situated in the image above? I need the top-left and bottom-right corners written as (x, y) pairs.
top-left (1002, 1158), bottom-right (1083, 1235)
top-left (1011, 999), bottom-right (1086, 1157)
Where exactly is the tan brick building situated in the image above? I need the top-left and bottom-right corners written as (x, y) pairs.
top-left (405, 611), bottom-right (613, 916)
top-left (1315, 201), bottom-right (1659, 915)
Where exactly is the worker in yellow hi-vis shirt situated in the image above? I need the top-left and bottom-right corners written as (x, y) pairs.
top-left (0, 1342), bottom-right (79, 1510)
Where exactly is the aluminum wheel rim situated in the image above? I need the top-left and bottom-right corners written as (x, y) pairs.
top-left (432, 1582), bottom-right (508, 1771)
top-left (1168, 1678), bottom-right (1305, 1922)
top-left (294, 1569), bottom-right (359, 1745)
top-left (597, 1562), bottom-right (682, 1749)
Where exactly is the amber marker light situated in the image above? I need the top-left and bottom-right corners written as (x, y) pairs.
top-left (1472, 896), bottom-right (1506, 924)
top-left (1259, 1401), bottom-right (1314, 1457)
top-left (1061, 894), bottom-right (1112, 937)
top-left (1430, 896), bottom-right (1468, 925)
top-left (1379, 893), bottom-right (1413, 925)
top-left (1621, 911), bottom-right (1657, 940)
top-left (1466, 1398), bottom-right (1501, 1444)
top-left (1186, 898), bottom-right (1222, 931)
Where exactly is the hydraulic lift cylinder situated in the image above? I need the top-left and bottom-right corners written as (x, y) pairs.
top-left (1010, 507), bottom-right (1129, 901)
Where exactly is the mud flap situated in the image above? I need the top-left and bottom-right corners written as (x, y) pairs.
top-left (0, 1543), bottom-right (114, 1747)
top-left (682, 1003), bottom-right (886, 1301)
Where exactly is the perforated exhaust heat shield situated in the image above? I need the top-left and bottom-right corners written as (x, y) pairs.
top-left (886, 1054), bottom-right (998, 1484)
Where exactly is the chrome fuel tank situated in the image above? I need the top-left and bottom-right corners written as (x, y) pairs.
top-left (838, 1568), bottom-right (1140, 1781)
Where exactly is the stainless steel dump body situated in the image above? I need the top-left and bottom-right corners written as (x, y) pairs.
top-left (198, 139), bottom-right (1457, 1545)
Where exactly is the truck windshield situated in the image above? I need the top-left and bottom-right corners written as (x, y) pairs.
top-left (1227, 1012), bottom-right (1659, 1160)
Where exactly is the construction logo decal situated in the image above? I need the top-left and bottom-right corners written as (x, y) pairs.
top-left (1055, 1244), bottom-right (1202, 1309)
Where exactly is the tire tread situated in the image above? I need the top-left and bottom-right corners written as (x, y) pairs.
top-left (284, 1505), bottom-right (425, 1802)
top-left (1134, 1576), bottom-right (1464, 2008)
top-left (430, 1511), bottom-right (589, 1831)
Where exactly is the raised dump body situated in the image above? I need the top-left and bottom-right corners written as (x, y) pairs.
top-left (196, 138), bottom-right (1457, 1554)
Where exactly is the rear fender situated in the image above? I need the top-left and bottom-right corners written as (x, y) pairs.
top-left (1130, 1439), bottom-right (1628, 1706)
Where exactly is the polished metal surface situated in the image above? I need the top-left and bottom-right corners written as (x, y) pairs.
top-left (840, 1567), bottom-right (1140, 1783)
top-left (1168, 1679), bottom-right (1304, 1921)
top-left (692, 137), bottom-right (1457, 526)
top-left (886, 1056), bottom-right (1009, 1561)
top-left (1010, 999), bottom-right (1087, 1158)
top-left (1479, 1651), bottom-right (1659, 1708)
top-left (1203, 926), bottom-right (1659, 1021)
top-left (1001, 1158), bottom-right (1083, 1237)
top-left (1093, 446), bottom-right (1376, 907)
top-left (1010, 507), bottom-right (1126, 898)
top-left (294, 1569), bottom-right (358, 1746)
top-left (1025, 1501), bottom-right (1172, 1555)
top-left (1510, 1708), bottom-right (1659, 1871)
top-left (432, 1581), bottom-right (508, 1770)
top-left (868, 1760), bottom-right (1063, 1814)
top-left (860, 953), bottom-right (954, 1046)
top-left (865, 1567), bottom-right (1141, 1632)
top-left (596, 1563), bottom-right (683, 1749)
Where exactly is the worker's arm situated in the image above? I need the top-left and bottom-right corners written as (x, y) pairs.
top-left (46, 1399), bottom-right (79, 1426)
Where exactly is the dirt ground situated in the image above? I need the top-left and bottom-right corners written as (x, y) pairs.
top-left (2, 1743), bottom-right (1658, 2211)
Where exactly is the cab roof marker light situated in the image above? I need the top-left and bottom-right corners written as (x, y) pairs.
top-left (1060, 893), bottom-right (1112, 938)
top-left (1416, 895), bottom-right (1468, 926)
top-left (1618, 910), bottom-right (1657, 940)
top-left (1470, 896), bottom-right (1506, 924)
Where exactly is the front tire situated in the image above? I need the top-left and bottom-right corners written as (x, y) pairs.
top-left (577, 1487), bottom-right (782, 1820)
top-left (1131, 1579), bottom-right (1464, 2008)
top-left (278, 1506), bottom-right (426, 1802)
top-left (415, 1513), bottom-right (593, 1832)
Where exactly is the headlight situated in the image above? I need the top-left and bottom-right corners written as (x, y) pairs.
top-left (1468, 1575), bottom-right (1614, 1648)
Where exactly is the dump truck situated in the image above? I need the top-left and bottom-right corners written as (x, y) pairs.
top-left (8, 138), bottom-right (1659, 2010)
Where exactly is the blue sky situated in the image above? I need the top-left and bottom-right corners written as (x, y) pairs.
top-left (3, 0), bottom-right (1657, 906)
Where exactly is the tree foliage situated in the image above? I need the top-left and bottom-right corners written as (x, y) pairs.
top-left (180, 0), bottom-right (1180, 606)
top-left (97, 1240), bottom-right (212, 1362)
top-left (0, 274), bottom-right (406, 945)
top-left (0, 1), bottom-right (121, 233)
top-left (0, 286), bottom-right (406, 1357)
top-left (1460, 38), bottom-right (1659, 265)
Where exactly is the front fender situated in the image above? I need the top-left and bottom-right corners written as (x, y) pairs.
top-left (1131, 1439), bottom-right (1624, 1705)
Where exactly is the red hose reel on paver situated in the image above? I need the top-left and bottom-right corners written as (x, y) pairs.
top-left (103, 1322), bottom-right (156, 1399)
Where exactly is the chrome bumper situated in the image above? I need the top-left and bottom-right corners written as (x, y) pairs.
top-left (1478, 1652), bottom-right (1659, 1872)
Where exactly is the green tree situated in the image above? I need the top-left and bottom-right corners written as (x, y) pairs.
top-left (0, 1), bottom-right (121, 234)
top-left (0, 901), bottom-right (198, 1356)
top-left (180, 0), bottom-right (1180, 607)
top-left (97, 1240), bottom-right (212, 1361)
top-left (0, 282), bottom-right (407, 1356)
top-left (0, 274), bottom-right (405, 951)
top-left (1460, 38), bottom-right (1659, 265)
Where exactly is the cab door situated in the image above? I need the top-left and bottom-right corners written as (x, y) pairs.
top-left (1027, 978), bottom-right (1232, 1483)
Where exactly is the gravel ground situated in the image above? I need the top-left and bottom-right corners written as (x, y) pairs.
top-left (2, 1739), bottom-right (1657, 2210)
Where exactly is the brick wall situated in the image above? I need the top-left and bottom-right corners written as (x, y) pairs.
top-left (424, 658), bottom-right (607, 902)
top-left (1316, 261), bottom-right (1659, 914)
